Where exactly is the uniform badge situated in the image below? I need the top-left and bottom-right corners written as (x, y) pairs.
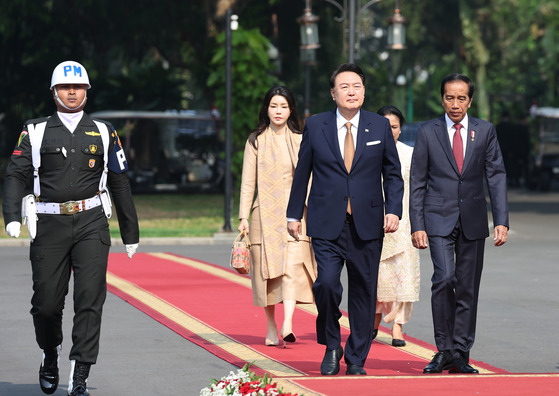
top-left (89, 144), bottom-right (98, 154)
top-left (89, 159), bottom-right (96, 168)
top-left (85, 131), bottom-right (101, 136)
top-left (114, 130), bottom-right (124, 149)
top-left (17, 131), bottom-right (28, 147)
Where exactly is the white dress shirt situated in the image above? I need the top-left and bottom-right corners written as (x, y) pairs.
top-left (445, 113), bottom-right (468, 159)
top-left (336, 108), bottom-right (359, 158)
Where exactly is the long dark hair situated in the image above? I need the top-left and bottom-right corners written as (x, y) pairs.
top-left (248, 85), bottom-right (301, 148)
top-left (377, 105), bottom-right (405, 128)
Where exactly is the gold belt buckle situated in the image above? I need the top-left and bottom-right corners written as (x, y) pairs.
top-left (61, 201), bottom-right (79, 215)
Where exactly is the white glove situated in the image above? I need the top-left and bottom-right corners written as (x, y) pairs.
top-left (126, 243), bottom-right (139, 259)
top-left (6, 221), bottom-right (21, 238)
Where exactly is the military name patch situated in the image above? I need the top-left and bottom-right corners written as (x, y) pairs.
top-left (89, 159), bottom-right (96, 168)
top-left (85, 131), bottom-right (101, 136)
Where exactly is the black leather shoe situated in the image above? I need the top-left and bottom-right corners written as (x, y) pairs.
top-left (39, 346), bottom-right (60, 394)
top-left (392, 339), bottom-right (406, 347)
top-left (372, 329), bottom-right (378, 340)
top-left (320, 346), bottom-right (343, 375)
top-left (449, 356), bottom-right (479, 374)
top-left (346, 363), bottom-right (367, 375)
top-left (69, 362), bottom-right (91, 396)
top-left (70, 385), bottom-right (90, 396)
top-left (423, 351), bottom-right (452, 374)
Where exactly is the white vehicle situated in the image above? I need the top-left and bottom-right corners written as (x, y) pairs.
top-left (527, 107), bottom-right (559, 191)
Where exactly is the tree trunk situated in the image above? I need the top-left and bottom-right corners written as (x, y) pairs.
top-left (459, 0), bottom-right (490, 120)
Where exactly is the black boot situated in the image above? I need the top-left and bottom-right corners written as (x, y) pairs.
top-left (69, 361), bottom-right (90, 396)
top-left (39, 345), bottom-right (60, 394)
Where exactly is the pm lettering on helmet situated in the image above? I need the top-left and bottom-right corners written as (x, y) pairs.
top-left (64, 65), bottom-right (82, 78)
top-left (51, 61), bottom-right (91, 90)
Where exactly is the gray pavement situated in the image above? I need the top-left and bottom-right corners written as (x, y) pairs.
top-left (1, 188), bottom-right (558, 395)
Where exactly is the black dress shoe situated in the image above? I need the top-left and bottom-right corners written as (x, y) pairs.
top-left (69, 362), bottom-right (91, 396)
top-left (372, 329), bottom-right (378, 340)
top-left (423, 351), bottom-right (453, 374)
top-left (391, 339), bottom-right (406, 347)
top-left (39, 346), bottom-right (60, 394)
top-left (320, 346), bottom-right (343, 375)
top-left (39, 364), bottom-right (59, 395)
top-left (346, 363), bottom-right (367, 375)
top-left (70, 385), bottom-right (90, 396)
top-left (449, 356), bottom-right (479, 374)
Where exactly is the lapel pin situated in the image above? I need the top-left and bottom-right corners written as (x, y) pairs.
top-left (470, 130), bottom-right (475, 142)
top-left (365, 129), bottom-right (370, 133)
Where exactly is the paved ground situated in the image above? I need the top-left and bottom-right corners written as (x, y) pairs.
top-left (0, 188), bottom-right (558, 395)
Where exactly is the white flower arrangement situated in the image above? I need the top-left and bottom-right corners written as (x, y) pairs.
top-left (200, 364), bottom-right (300, 396)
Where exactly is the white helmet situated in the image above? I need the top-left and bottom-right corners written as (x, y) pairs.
top-left (50, 61), bottom-right (91, 89)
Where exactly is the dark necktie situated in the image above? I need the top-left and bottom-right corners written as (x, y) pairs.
top-left (344, 122), bottom-right (354, 214)
top-left (453, 123), bottom-right (464, 173)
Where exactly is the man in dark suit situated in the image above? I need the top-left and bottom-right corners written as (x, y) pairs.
top-left (287, 63), bottom-right (404, 376)
top-left (410, 74), bottom-right (509, 374)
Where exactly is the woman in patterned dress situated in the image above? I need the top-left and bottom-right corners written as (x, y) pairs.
top-left (373, 105), bottom-right (421, 347)
top-left (238, 86), bottom-right (316, 347)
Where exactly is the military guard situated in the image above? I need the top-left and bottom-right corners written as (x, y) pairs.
top-left (2, 61), bottom-right (140, 396)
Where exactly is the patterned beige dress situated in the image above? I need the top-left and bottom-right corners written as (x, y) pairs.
top-left (376, 141), bottom-right (420, 324)
top-left (239, 130), bottom-right (316, 307)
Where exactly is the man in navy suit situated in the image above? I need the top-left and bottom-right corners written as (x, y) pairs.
top-left (287, 63), bottom-right (404, 376)
top-left (410, 74), bottom-right (509, 374)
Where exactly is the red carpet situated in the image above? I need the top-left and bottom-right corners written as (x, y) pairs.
top-left (107, 252), bottom-right (559, 395)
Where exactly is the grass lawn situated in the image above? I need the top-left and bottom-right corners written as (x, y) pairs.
top-left (1, 193), bottom-right (239, 239)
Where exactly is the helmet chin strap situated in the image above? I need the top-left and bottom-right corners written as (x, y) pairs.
top-left (53, 87), bottom-right (87, 111)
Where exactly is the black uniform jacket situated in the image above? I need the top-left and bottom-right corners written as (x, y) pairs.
top-left (2, 112), bottom-right (139, 245)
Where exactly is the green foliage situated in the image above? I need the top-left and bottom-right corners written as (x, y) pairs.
top-left (207, 26), bottom-right (279, 181)
top-left (0, 0), bottom-right (211, 155)
top-left (2, 0), bottom-right (559, 164)
top-left (93, 57), bottom-right (186, 111)
top-left (486, 0), bottom-right (559, 116)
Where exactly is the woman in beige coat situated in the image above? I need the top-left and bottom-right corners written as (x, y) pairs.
top-left (238, 86), bottom-right (316, 347)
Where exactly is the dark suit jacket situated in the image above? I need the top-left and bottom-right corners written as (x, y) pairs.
top-left (409, 115), bottom-right (509, 240)
top-left (287, 109), bottom-right (403, 241)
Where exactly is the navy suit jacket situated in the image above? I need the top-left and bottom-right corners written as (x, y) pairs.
top-left (409, 115), bottom-right (509, 240)
top-left (287, 109), bottom-right (404, 241)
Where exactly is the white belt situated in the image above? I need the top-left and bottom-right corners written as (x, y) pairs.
top-left (36, 196), bottom-right (102, 215)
